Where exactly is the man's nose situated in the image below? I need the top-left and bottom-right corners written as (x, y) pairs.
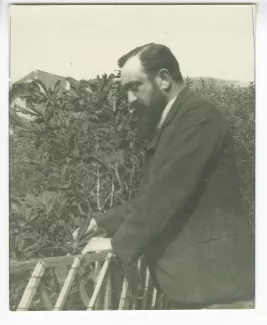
top-left (127, 91), bottom-right (137, 104)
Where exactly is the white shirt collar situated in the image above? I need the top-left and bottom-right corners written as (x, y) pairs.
top-left (157, 96), bottom-right (177, 129)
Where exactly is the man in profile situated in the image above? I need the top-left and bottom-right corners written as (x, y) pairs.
top-left (75, 43), bottom-right (255, 309)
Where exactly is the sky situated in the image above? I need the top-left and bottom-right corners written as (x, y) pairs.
top-left (9, 4), bottom-right (255, 83)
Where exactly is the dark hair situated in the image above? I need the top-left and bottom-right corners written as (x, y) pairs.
top-left (118, 43), bottom-right (183, 82)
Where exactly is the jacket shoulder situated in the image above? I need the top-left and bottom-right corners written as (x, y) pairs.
top-left (177, 90), bottom-right (229, 129)
top-left (181, 90), bottom-right (218, 116)
top-left (168, 89), bottom-right (230, 141)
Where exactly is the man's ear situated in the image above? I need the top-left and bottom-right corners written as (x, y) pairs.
top-left (155, 69), bottom-right (172, 91)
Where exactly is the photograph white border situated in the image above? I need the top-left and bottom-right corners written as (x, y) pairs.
top-left (1, 1), bottom-right (266, 324)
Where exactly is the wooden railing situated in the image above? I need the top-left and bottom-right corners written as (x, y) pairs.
top-left (10, 239), bottom-right (167, 311)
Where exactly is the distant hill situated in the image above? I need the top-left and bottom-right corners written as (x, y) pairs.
top-left (190, 77), bottom-right (250, 88)
top-left (12, 70), bottom-right (68, 89)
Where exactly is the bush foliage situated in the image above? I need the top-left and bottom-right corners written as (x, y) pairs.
top-left (10, 74), bottom-right (146, 260)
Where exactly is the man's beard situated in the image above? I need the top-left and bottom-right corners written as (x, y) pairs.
top-left (131, 87), bottom-right (167, 141)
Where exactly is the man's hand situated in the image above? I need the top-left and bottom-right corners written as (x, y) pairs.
top-left (72, 217), bottom-right (98, 241)
top-left (82, 237), bottom-right (112, 254)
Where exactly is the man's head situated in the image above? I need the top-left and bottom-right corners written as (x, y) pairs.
top-left (118, 43), bottom-right (183, 140)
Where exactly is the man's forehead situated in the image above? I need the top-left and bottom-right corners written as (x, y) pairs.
top-left (120, 56), bottom-right (147, 84)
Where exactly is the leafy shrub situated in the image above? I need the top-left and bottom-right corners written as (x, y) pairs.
top-left (186, 78), bottom-right (255, 226)
top-left (10, 74), bottom-right (146, 259)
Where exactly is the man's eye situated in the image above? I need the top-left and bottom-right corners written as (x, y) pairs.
top-left (131, 85), bottom-right (139, 92)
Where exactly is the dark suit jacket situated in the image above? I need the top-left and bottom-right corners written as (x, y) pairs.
top-left (95, 86), bottom-right (255, 305)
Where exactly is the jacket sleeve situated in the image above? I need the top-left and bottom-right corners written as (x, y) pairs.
top-left (94, 176), bottom-right (149, 236)
top-left (110, 105), bottom-right (228, 264)
top-left (94, 203), bottom-right (127, 237)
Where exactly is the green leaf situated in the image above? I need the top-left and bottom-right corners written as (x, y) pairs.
top-left (25, 193), bottom-right (39, 206)
top-left (94, 74), bottom-right (107, 98)
top-left (13, 105), bottom-right (40, 117)
top-left (61, 164), bottom-right (69, 182)
top-left (44, 106), bottom-right (54, 125)
top-left (54, 265), bottom-right (69, 287)
top-left (9, 109), bottom-right (28, 129)
top-left (27, 212), bottom-right (39, 223)
top-left (39, 284), bottom-right (54, 310)
top-left (82, 122), bottom-right (89, 132)
top-left (39, 191), bottom-right (57, 205)
top-left (32, 79), bottom-right (50, 99)
top-left (74, 136), bottom-right (80, 157)
top-left (53, 80), bottom-right (62, 99)
top-left (18, 237), bottom-right (25, 251)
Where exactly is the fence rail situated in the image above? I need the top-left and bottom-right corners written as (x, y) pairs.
top-left (10, 251), bottom-right (109, 276)
top-left (10, 238), bottom-right (166, 311)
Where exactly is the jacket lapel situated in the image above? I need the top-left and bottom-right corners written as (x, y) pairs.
top-left (160, 86), bottom-right (191, 130)
top-left (146, 86), bottom-right (191, 151)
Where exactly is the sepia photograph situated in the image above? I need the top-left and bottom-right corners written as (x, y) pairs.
top-left (8, 3), bottom-right (255, 312)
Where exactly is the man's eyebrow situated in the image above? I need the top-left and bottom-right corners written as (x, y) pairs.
top-left (124, 81), bottom-right (141, 90)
